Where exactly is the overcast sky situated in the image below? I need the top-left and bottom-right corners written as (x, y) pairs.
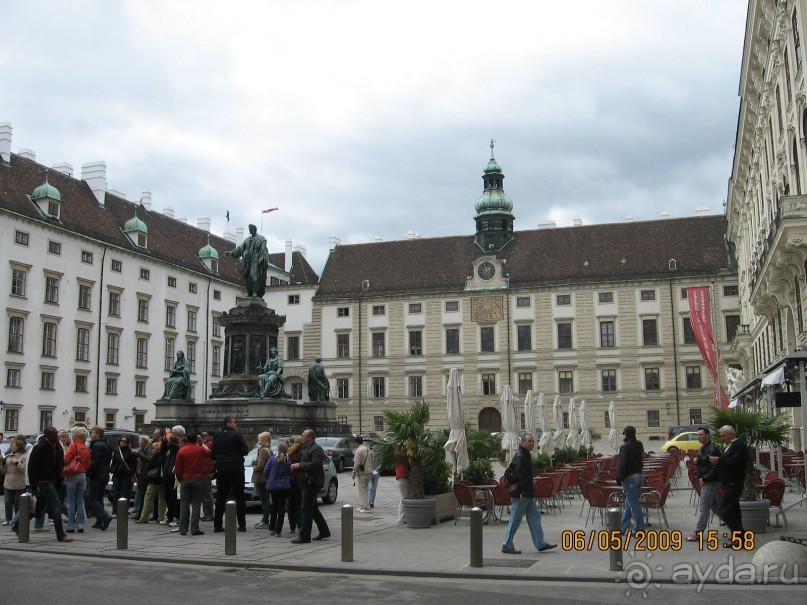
top-left (1, 0), bottom-right (747, 273)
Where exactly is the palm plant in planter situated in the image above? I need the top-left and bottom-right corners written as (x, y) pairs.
top-left (373, 401), bottom-right (451, 526)
top-left (709, 406), bottom-right (790, 533)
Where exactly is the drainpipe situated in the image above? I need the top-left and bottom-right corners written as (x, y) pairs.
top-left (94, 246), bottom-right (108, 426)
top-left (669, 279), bottom-right (681, 425)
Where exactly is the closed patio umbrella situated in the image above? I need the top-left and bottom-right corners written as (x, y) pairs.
top-left (537, 393), bottom-right (554, 456)
top-left (608, 401), bottom-right (619, 452)
top-left (579, 399), bottom-right (591, 449)
top-left (566, 397), bottom-right (580, 449)
top-left (552, 395), bottom-right (566, 449)
top-left (501, 385), bottom-right (519, 463)
top-left (524, 390), bottom-right (536, 436)
top-left (443, 368), bottom-right (469, 475)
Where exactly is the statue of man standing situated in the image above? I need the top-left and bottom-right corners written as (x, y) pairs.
top-left (307, 356), bottom-right (330, 402)
top-left (225, 224), bottom-right (269, 298)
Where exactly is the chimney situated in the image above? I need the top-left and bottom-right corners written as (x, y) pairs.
top-left (293, 243), bottom-right (306, 258)
top-left (373, 235), bottom-right (383, 242)
top-left (537, 220), bottom-right (556, 229)
top-left (140, 191), bottom-right (152, 210)
top-left (285, 240), bottom-right (293, 273)
top-left (573, 217), bottom-right (582, 226)
top-left (624, 215), bottom-right (634, 223)
top-left (236, 226), bottom-right (244, 244)
top-left (107, 187), bottom-right (126, 199)
top-left (695, 206), bottom-right (710, 216)
top-left (197, 216), bottom-right (211, 232)
top-left (661, 211), bottom-right (670, 219)
top-left (52, 162), bottom-right (73, 177)
top-left (223, 230), bottom-right (236, 243)
top-left (18, 148), bottom-right (35, 161)
top-left (177, 217), bottom-right (187, 224)
top-left (81, 161), bottom-right (107, 207)
top-left (0, 122), bottom-right (11, 164)
top-left (163, 205), bottom-right (175, 218)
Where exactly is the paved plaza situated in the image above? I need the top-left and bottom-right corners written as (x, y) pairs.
top-left (1, 461), bottom-right (805, 586)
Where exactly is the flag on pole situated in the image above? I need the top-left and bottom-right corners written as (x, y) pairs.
top-left (687, 286), bottom-right (729, 408)
top-left (263, 207), bottom-right (278, 213)
top-left (226, 211), bottom-right (230, 221)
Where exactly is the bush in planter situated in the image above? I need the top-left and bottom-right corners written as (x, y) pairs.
top-left (467, 430), bottom-right (499, 462)
top-left (708, 406), bottom-right (790, 501)
top-left (463, 458), bottom-right (495, 485)
top-left (531, 452), bottom-right (551, 470)
top-left (422, 429), bottom-right (452, 496)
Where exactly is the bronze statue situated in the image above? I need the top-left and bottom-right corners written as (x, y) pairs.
top-left (307, 356), bottom-right (330, 402)
top-left (162, 351), bottom-right (190, 400)
top-left (257, 346), bottom-right (284, 398)
top-left (225, 224), bottom-right (269, 298)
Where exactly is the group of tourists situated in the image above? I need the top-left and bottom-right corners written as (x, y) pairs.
top-left (1, 419), bottom-right (334, 545)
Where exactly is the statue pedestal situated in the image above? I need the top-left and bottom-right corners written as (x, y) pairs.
top-left (212, 298), bottom-right (286, 399)
top-left (152, 398), bottom-right (347, 445)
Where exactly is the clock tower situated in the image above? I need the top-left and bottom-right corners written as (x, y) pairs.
top-left (474, 139), bottom-right (515, 253)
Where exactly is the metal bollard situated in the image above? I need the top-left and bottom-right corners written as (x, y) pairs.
top-left (607, 507), bottom-right (623, 571)
top-left (225, 500), bottom-right (236, 555)
top-left (470, 507), bottom-right (483, 568)
top-left (341, 504), bottom-right (353, 562)
top-left (117, 498), bottom-right (128, 549)
top-left (18, 493), bottom-right (31, 543)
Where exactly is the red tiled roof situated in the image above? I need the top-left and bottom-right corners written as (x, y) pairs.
top-left (0, 154), bottom-right (318, 285)
top-left (316, 215), bottom-right (731, 296)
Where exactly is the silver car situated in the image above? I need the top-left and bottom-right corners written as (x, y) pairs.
top-left (216, 445), bottom-right (339, 506)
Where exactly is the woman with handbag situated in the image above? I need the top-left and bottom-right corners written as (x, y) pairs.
top-left (135, 440), bottom-right (167, 524)
top-left (63, 426), bottom-right (91, 533)
top-left (3, 438), bottom-right (28, 526)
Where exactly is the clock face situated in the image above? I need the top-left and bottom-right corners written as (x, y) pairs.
top-left (477, 262), bottom-right (496, 280)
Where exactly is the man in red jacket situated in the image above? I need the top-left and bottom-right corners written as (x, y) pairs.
top-left (174, 433), bottom-right (211, 536)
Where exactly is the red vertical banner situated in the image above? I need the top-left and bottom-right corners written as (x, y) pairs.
top-left (687, 286), bottom-right (729, 408)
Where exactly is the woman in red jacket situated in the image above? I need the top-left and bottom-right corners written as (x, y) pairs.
top-left (63, 426), bottom-right (92, 533)
top-left (395, 454), bottom-right (412, 524)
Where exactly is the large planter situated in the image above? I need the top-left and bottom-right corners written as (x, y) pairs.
top-left (430, 491), bottom-right (457, 525)
top-left (402, 497), bottom-right (435, 528)
top-left (741, 499), bottom-right (770, 534)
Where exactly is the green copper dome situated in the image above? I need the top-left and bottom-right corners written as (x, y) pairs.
top-left (198, 242), bottom-right (219, 260)
top-left (32, 174), bottom-right (61, 202)
top-left (123, 213), bottom-right (148, 234)
top-left (474, 139), bottom-right (513, 215)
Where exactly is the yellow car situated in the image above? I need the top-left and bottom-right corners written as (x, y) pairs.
top-left (660, 431), bottom-right (701, 453)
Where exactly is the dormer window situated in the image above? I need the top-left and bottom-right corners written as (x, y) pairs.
top-left (47, 200), bottom-right (59, 218)
top-left (123, 209), bottom-right (148, 249)
top-left (31, 171), bottom-right (62, 221)
top-left (137, 233), bottom-right (147, 247)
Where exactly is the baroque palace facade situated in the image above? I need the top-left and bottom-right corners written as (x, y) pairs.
top-left (274, 145), bottom-right (741, 443)
top-left (0, 122), bottom-right (318, 434)
top-left (726, 0), bottom-right (807, 448)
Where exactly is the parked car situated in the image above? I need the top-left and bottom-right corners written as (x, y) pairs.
top-left (315, 437), bottom-right (355, 473)
top-left (667, 425), bottom-right (701, 440)
top-left (661, 431), bottom-right (701, 453)
top-left (213, 444), bottom-right (339, 505)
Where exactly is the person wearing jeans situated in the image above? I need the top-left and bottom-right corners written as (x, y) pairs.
top-left (502, 433), bottom-right (557, 554)
top-left (63, 426), bottom-right (91, 532)
top-left (618, 425), bottom-right (645, 534)
top-left (687, 427), bottom-right (722, 541)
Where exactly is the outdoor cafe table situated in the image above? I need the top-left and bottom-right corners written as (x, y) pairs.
top-left (469, 485), bottom-right (500, 524)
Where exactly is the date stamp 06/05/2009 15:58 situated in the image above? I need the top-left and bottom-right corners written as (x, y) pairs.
top-left (560, 530), bottom-right (756, 552)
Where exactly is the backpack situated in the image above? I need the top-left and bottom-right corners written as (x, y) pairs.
top-left (500, 463), bottom-right (519, 496)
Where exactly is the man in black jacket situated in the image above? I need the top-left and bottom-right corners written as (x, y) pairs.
top-left (87, 427), bottom-right (112, 530)
top-left (687, 427), bottom-right (722, 541)
top-left (28, 426), bottom-right (72, 542)
top-left (290, 429), bottom-right (330, 544)
top-left (212, 417), bottom-right (249, 532)
top-left (501, 433), bottom-right (557, 555)
top-left (709, 425), bottom-right (748, 534)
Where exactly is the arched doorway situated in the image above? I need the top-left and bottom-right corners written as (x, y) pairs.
top-left (478, 407), bottom-right (501, 433)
